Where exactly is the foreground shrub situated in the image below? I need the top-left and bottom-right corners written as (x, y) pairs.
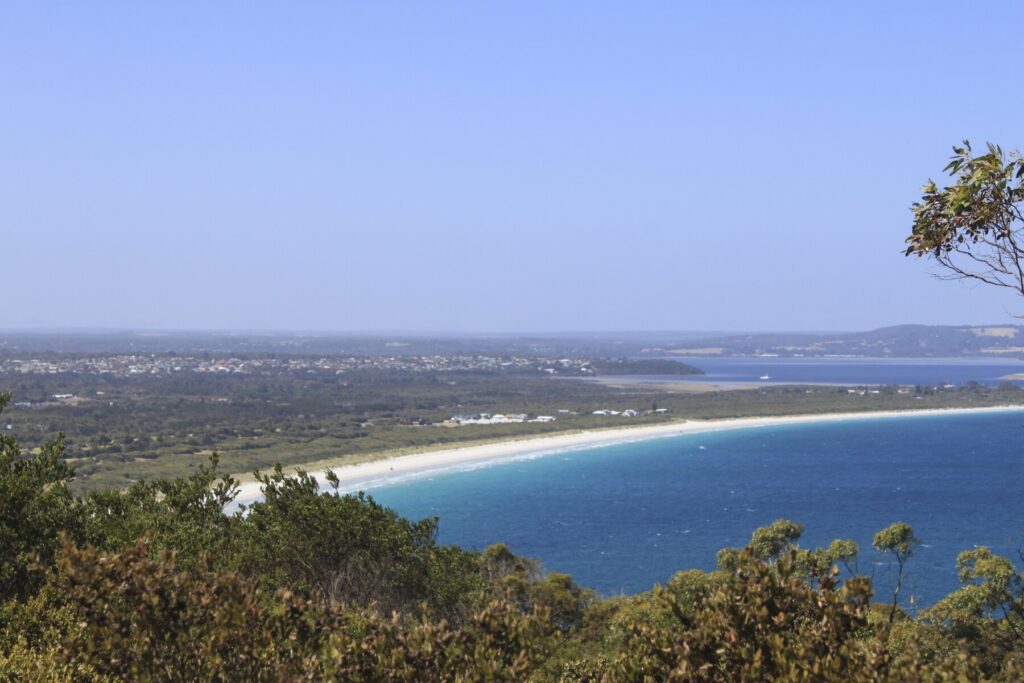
top-left (0, 392), bottom-right (79, 602)
top-left (16, 536), bottom-right (555, 682)
top-left (238, 466), bottom-right (485, 619)
top-left (611, 549), bottom-right (985, 682)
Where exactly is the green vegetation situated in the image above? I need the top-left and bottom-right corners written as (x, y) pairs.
top-left (1, 391), bottom-right (1023, 681)
top-left (907, 141), bottom-right (1024, 299)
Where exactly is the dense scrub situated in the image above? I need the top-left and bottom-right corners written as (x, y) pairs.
top-left (2, 392), bottom-right (1023, 681)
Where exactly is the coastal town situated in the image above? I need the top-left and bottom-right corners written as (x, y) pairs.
top-left (0, 353), bottom-right (606, 378)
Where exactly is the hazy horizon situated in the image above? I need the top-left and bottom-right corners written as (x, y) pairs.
top-left (1, 322), bottom-right (1020, 337)
top-left (5, 3), bottom-right (1024, 331)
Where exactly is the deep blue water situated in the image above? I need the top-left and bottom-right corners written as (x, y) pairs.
top-left (365, 410), bottom-right (1024, 607)
top-left (644, 356), bottom-right (1024, 387)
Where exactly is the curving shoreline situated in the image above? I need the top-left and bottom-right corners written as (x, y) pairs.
top-left (231, 404), bottom-right (1024, 506)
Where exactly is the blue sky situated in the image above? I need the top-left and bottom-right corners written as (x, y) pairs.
top-left (3, 2), bottom-right (1023, 332)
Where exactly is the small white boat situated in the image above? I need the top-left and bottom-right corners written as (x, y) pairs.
top-left (759, 374), bottom-right (771, 380)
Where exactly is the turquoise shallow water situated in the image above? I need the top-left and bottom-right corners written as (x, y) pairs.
top-left (365, 410), bottom-right (1024, 607)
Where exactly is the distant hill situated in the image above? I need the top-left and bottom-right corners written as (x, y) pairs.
top-left (645, 325), bottom-right (1024, 358)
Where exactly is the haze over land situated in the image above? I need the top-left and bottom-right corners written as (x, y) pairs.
top-left (4, 325), bottom-right (1024, 358)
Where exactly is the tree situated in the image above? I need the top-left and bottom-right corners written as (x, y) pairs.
top-left (479, 544), bottom-right (593, 632)
top-left (236, 465), bottom-right (475, 615)
top-left (0, 393), bottom-right (80, 601)
top-left (79, 453), bottom-right (239, 562)
top-left (906, 141), bottom-right (1024, 299)
top-left (798, 538), bottom-right (860, 578)
top-left (716, 518), bottom-right (804, 570)
top-left (928, 547), bottom-right (1024, 643)
top-left (873, 522), bottom-right (920, 624)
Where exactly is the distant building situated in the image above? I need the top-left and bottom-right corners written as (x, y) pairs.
top-left (450, 412), bottom-right (528, 425)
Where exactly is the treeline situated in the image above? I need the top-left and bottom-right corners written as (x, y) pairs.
top-left (2, 392), bottom-right (1023, 680)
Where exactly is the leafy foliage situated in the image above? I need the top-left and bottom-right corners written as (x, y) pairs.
top-left (618, 549), bottom-right (876, 680)
top-left (0, 392), bottom-right (79, 602)
top-left (907, 141), bottom-right (1024, 298)
top-left (30, 536), bottom-right (554, 682)
top-left (237, 465), bottom-right (481, 617)
top-left (480, 543), bottom-right (594, 631)
top-left (874, 521), bottom-right (921, 624)
top-left (612, 547), bottom-right (997, 682)
top-left (78, 454), bottom-right (239, 560)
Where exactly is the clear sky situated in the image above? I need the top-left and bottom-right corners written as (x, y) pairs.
top-left (4, 2), bottom-right (1024, 333)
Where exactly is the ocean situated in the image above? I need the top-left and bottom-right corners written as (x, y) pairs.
top-left (364, 409), bottom-right (1024, 608)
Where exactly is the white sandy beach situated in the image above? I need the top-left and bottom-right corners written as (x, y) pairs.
top-left (231, 404), bottom-right (1024, 506)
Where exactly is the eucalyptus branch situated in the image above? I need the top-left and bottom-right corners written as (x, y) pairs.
top-left (907, 140), bottom-right (1024, 299)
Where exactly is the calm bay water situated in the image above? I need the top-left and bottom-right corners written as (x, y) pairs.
top-left (366, 410), bottom-right (1024, 607)
top-left (650, 356), bottom-right (1024, 387)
